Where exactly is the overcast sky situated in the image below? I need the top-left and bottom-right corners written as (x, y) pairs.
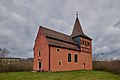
top-left (0, 0), bottom-right (120, 59)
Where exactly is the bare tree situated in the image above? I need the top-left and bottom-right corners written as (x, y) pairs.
top-left (0, 48), bottom-right (9, 63)
top-left (93, 54), bottom-right (100, 61)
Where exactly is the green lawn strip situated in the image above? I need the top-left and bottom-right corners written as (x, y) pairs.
top-left (0, 70), bottom-right (120, 80)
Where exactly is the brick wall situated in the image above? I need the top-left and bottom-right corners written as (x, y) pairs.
top-left (33, 28), bottom-right (49, 71)
top-left (49, 46), bottom-right (92, 71)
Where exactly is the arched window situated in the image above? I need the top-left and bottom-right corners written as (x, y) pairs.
top-left (74, 54), bottom-right (78, 62)
top-left (68, 53), bottom-right (71, 62)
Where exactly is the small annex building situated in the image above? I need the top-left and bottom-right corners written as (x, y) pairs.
top-left (33, 15), bottom-right (92, 71)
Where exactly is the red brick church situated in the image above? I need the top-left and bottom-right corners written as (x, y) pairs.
top-left (33, 14), bottom-right (92, 71)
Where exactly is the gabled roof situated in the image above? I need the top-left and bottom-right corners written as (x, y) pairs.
top-left (40, 26), bottom-right (77, 45)
top-left (40, 26), bottom-right (79, 51)
top-left (71, 17), bottom-right (92, 40)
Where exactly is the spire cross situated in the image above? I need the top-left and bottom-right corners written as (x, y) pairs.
top-left (76, 12), bottom-right (78, 18)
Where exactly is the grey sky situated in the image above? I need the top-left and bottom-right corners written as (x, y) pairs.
top-left (0, 0), bottom-right (120, 58)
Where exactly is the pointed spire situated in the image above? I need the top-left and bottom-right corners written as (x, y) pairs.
top-left (71, 13), bottom-right (84, 38)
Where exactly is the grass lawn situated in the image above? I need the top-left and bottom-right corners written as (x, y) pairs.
top-left (0, 70), bottom-right (120, 80)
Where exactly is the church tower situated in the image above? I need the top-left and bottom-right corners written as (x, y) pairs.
top-left (71, 13), bottom-right (92, 53)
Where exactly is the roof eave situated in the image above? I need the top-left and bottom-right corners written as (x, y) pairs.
top-left (48, 44), bottom-right (80, 51)
top-left (72, 35), bottom-right (92, 40)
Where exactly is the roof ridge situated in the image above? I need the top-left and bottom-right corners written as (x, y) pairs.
top-left (40, 26), bottom-right (70, 37)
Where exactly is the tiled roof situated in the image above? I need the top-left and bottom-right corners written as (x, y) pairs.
top-left (41, 26), bottom-right (77, 45)
top-left (47, 38), bottom-right (80, 50)
top-left (40, 26), bottom-right (79, 50)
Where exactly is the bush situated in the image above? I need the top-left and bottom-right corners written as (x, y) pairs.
top-left (0, 60), bottom-right (33, 72)
top-left (93, 60), bottom-right (120, 74)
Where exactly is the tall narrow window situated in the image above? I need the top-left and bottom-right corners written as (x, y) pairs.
top-left (74, 54), bottom-right (78, 62)
top-left (38, 51), bottom-right (41, 56)
top-left (68, 53), bottom-right (71, 62)
top-left (39, 62), bottom-right (41, 68)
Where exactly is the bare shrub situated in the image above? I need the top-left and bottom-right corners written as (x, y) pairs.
top-left (93, 60), bottom-right (120, 74)
top-left (0, 60), bottom-right (33, 72)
